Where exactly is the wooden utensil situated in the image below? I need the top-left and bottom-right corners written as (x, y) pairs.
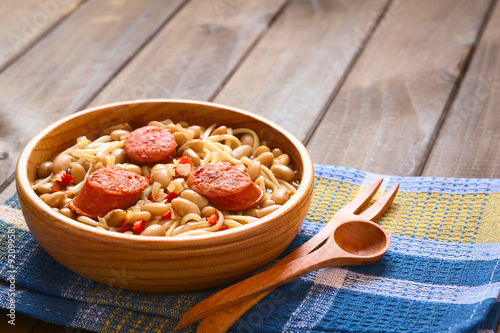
top-left (177, 178), bottom-right (399, 330)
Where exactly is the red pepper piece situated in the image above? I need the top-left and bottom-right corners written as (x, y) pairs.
top-left (165, 192), bottom-right (179, 203)
top-left (208, 213), bottom-right (219, 225)
top-left (161, 210), bottom-right (172, 220)
top-left (55, 171), bottom-right (74, 186)
top-left (116, 219), bottom-right (129, 233)
top-left (177, 156), bottom-right (193, 168)
top-left (219, 226), bottom-right (227, 231)
top-left (133, 219), bottom-right (147, 235)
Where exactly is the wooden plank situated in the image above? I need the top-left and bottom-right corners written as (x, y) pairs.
top-left (214, 0), bottom-right (390, 141)
top-left (0, 0), bottom-right (83, 72)
top-left (0, 0), bottom-right (186, 190)
top-left (422, 1), bottom-right (500, 178)
top-left (306, 0), bottom-right (493, 176)
top-left (89, 0), bottom-right (288, 105)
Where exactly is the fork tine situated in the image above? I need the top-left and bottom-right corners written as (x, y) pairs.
top-left (337, 178), bottom-right (383, 215)
top-left (357, 183), bottom-right (399, 221)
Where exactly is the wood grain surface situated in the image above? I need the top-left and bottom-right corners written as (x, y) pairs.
top-left (0, 0), bottom-right (185, 191)
top-left (306, 0), bottom-right (494, 176)
top-left (90, 0), bottom-right (287, 105)
top-left (214, 0), bottom-right (390, 141)
top-left (0, 0), bottom-right (82, 72)
top-left (423, 0), bottom-right (500, 178)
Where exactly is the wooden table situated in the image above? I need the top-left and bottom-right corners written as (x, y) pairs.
top-left (1, 0), bottom-right (499, 332)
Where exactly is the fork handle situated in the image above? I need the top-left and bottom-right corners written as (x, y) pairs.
top-left (176, 245), bottom-right (343, 329)
top-left (193, 221), bottom-right (341, 333)
top-left (195, 292), bottom-right (270, 333)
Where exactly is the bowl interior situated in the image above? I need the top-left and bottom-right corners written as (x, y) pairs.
top-left (19, 99), bottom-right (314, 244)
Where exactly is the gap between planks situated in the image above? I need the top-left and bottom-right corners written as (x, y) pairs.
top-left (416, 0), bottom-right (498, 177)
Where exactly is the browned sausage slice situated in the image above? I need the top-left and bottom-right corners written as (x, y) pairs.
top-left (124, 126), bottom-right (177, 164)
top-left (69, 167), bottom-right (149, 219)
top-left (187, 163), bottom-right (263, 211)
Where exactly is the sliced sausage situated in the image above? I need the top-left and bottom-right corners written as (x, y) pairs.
top-left (124, 126), bottom-right (177, 164)
top-left (187, 163), bottom-right (263, 211)
top-left (208, 181), bottom-right (264, 211)
top-left (69, 167), bottom-right (149, 219)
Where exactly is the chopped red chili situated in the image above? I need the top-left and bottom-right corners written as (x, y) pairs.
top-left (55, 171), bottom-right (74, 186)
top-left (161, 210), bottom-right (172, 220)
top-left (177, 156), bottom-right (193, 167)
top-left (208, 213), bottom-right (219, 225)
top-left (165, 192), bottom-right (179, 203)
top-left (133, 219), bottom-right (147, 235)
top-left (116, 219), bottom-right (130, 233)
top-left (219, 226), bottom-right (227, 231)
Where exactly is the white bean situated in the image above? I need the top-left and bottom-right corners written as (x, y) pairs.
top-left (147, 121), bottom-right (166, 129)
top-left (104, 209), bottom-right (127, 227)
top-left (183, 149), bottom-right (201, 166)
top-left (43, 191), bottom-right (67, 208)
top-left (256, 205), bottom-right (281, 218)
top-left (141, 203), bottom-right (170, 216)
top-left (71, 164), bottom-right (86, 184)
top-left (165, 124), bottom-right (179, 133)
top-left (246, 160), bottom-right (261, 181)
top-left (201, 206), bottom-right (216, 217)
top-left (37, 182), bottom-right (61, 194)
top-left (59, 208), bottom-right (75, 219)
top-left (37, 161), bottom-right (53, 178)
top-left (270, 188), bottom-right (291, 205)
top-left (261, 200), bottom-right (276, 208)
top-left (123, 163), bottom-right (142, 175)
top-left (273, 154), bottom-right (290, 166)
top-left (180, 189), bottom-right (209, 209)
top-left (171, 198), bottom-right (201, 217)
top-left (270, 164), bottom-right (295, 182)
top-left (211, 126), bottom-right (227, 136)
top-left (173, 132), bottom-right (187, 147)
top-left (178, 139), bottom-right (204, 155)
top-left (254, 146), bottom-right (271, 157)
top-left (240, 134), bottom-right (254, 146)
top-left (272, 148), bottom-right (284, 157)
top-left (232, 145), bottom-right (253, 160)
top-left (142, 224), bottom-right (166, 236)
top-left (256, 152), bottom-right (274, 168)
top-left (110, 129), bottom-right (129, 141)
top-left (151, 167), bottom-right (172, 188)
top-left (112, 148), bottom-right (127, 164)
top-left (128, 211), bottom-right (152, 222)
top-left (187, 125), bottom-right (202, 138)
top-left (52, 154), bottom-right (71, 174)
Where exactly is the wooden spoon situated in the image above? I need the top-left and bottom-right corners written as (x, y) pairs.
top-left (176, 218), bottom-right (390, 329)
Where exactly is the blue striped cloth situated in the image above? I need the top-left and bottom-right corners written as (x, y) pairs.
top-left (1, 165), bottom-right (499, 332)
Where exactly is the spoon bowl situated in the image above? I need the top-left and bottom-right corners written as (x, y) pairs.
top-left (333, 219), bottom-right (390, 258)
top-left (176, 181), bottom-right (399, 330)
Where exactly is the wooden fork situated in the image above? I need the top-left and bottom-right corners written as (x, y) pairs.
top-left (176, 178), bottom-right (399, 332)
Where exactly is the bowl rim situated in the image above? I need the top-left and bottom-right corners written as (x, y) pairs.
top-left (16, 99), bottom-right (314, 246)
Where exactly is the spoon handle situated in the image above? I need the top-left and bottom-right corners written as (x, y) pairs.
top-left (177, 243), bottom-right (346, 330)
top-left (193, 220), bottom-right (343, 333)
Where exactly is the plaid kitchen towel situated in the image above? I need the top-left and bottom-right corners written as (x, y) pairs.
top-left (1, 164), bottom-right (499, 333)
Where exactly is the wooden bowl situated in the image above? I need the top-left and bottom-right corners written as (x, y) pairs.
top-left (16, 99), bottom-right (314, 293)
